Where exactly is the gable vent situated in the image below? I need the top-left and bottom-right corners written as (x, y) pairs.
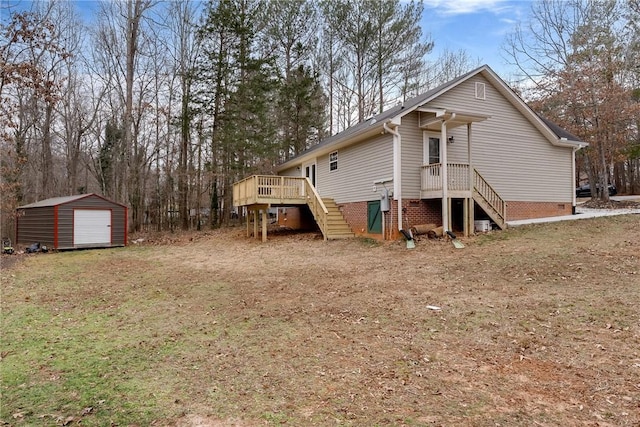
top-left (475, 82), bottom-right (486, 100)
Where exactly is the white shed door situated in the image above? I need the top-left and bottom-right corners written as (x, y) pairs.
top-left (74, 209), bottom-right (111, 245)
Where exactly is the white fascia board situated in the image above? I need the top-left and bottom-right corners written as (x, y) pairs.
top-left (416, 107), bottom-right (446, 117)
top-left (389, 116), bottom-right (402, 126)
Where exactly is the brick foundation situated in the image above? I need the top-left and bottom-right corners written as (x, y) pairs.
top-left (506, 201), bottom-right (573, 220)
top-left (338, 199), bottom-right (574, 239)
top-left (339, 199), bottom-right (442, 239)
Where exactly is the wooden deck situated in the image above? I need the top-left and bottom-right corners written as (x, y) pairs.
top-left (233, 175), bottom-right (354, 241)
top-left (233, 167), bottom-right (506, 242)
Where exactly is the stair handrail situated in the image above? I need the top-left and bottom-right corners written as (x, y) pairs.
top-left (473, 169), bottom-right (506, 223)
top-left (303, 178), bottom-right (329, 240)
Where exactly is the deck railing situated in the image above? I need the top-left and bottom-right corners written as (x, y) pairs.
top-left (233, 175), bottom-right (330, 239)
top-left (302, 178), bottom-right (329, 238)
top-left (421, 163), bottom-right (470, 192)
top-left (233, 175), bottom-right (307, 206)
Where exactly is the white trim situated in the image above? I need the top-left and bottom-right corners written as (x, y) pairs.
top-left (329, 151), bottom-right (338, 172)
top-left (302, 160), bottom-right (317, 187)
top-left (423, 131), bottom-right (441, 165)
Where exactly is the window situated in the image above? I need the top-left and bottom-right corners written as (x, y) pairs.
top-left (329, 151), bottom-right (338, 171)
top-left (428, 137), bottom-right (440, 164)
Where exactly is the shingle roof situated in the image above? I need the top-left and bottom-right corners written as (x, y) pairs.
top-left (538, 116), bottom-right (583, 143)
top-left (281, 66), bottom-right (482, 164)
top-left (277, 64), bottom-right (585, 171)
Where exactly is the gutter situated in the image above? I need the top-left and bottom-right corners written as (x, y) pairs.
top-left (571, 142), bottom-right (586, 214)
top-left (383, 121), bottom-right (402, 233)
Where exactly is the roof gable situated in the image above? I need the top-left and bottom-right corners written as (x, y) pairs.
top-left (277, 65), bottom-right (584, 171)
top-left (18, 193), bottom-right (126, 209)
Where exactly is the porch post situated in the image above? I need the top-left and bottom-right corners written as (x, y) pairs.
top-left (468, 123), bottom-right (475, 235)
top-left (441, 121), bottom-right (449, 232)
top-left (463, 198), bottom-right (469, 237)
top-left (261, 208), bottom-right (267, 242)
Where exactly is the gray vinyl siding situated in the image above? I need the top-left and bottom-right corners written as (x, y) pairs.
top-left (16, 207), bottom-right (55, 247)
top-left (279, 166), bottom-right (300, 177)
top-left (423, 74), bottom-right (573, 202)
top-left (316, 133), bottom-right (394, 203)
top-left (398, 112), bottom-right (424, 199)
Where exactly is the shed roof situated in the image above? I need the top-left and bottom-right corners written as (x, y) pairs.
top-left (18, 193), bottom-right (126, 209)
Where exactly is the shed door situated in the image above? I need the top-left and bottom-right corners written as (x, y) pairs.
top-left (74, 209), bottom-right (111, 245)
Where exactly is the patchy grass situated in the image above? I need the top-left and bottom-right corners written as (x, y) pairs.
top-left (2, 215), bottom-right (640, 426)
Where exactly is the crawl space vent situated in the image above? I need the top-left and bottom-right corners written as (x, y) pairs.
top-left (475, 82), bottom-right (486, 100)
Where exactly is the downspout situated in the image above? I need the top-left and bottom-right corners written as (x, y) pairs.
top-left (571, 142), bottom-right (585, 214)
top-left (441, 113), bottom-right (456, 232)
top-left (383, 121), bottom-right (402, 234)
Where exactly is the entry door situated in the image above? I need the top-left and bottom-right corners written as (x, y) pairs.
top-left (367, 200), bottom-right (382, 233)
top-left (74, 209), bottom-right (111, 245)
top-left (423, 134), bottom-right (441, 178)
top-left (424, 136), bottom-right (440, 164)
top-left (303, 162), bottom-right (316, 186)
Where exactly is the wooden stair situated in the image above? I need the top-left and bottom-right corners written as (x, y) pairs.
top-left (472, 191), bottom-right (506, 229)
top-left (472, 169), bottom-right (506, 230)
top-left (317, 198), bottom-right (354, 239)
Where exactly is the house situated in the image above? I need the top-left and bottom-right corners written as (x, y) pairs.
top-left (16, 193), bottom-right (128, 250)
top-left (233, 65), bottom-right (585, 241)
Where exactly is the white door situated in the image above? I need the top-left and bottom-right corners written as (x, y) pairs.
top-left (303, 161), bottom-right (316, 186)
top-left (74, 209), bottom-right (111, 246)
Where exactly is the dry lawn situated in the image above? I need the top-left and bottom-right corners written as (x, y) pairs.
top-left (1, 214), bottom-right (639, 426)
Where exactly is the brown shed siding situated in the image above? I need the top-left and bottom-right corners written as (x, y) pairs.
top-left (16, 206), bottom-right (56, 248)
top-left (16, 194), bottom-right (127, 250)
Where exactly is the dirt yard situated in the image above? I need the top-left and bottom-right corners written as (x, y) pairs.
top-left (2, 214), bottom-right (639, 426)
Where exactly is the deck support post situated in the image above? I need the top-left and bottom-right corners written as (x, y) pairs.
top-left (247, 204), bottom-right (270, 241)
top-left (447, 197), bottom-right (452, 233)
top-left (253, 210), bottom-right (258, 239)
top-left (463, 197), bottom-right (475, 237)
top-left (463, 198), bottom-right (469, 237)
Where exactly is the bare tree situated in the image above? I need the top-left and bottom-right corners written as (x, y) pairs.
top-left (503, 0), bottom-right (639, 200)
top-left (166, 0), bottom-right (201, 230)
top-left (1, 5), bottom-right (71, 237)
top-left (93, 0), bottom-right (161, 231)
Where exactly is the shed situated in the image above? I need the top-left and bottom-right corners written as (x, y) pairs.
top-left (16, 193), bottom-right (128, 250)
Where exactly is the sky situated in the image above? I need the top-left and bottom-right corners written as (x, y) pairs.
top-left (2, 0), bottom-right (532, 78)
top-left (421, 0), bottom-right (531, 77)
